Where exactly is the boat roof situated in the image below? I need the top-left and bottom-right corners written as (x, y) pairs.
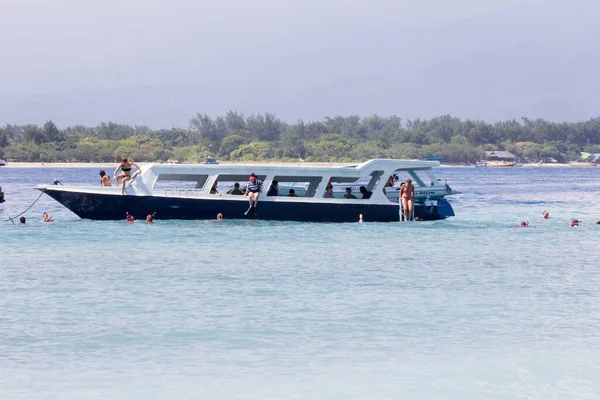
top-left (143, 159), bottom-right (439, 175)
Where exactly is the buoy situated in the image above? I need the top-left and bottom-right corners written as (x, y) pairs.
top-left (359, 214), bottom-right (363, 223)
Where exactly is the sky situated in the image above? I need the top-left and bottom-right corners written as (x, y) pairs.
top-left (1, 0), bottom-right (596, 127)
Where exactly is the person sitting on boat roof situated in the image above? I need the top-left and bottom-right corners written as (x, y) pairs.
top-left (244, 173), bottom-right (263, 215)
top-left (359, 186), bottom-right (372, 199)
top-left (287, 189), bottom-right (298, 197)
top-left (542, 210), bottom-right (549, 219)
top-left (227, 182), bottom-right (244, 195)
top-left (210, 181), bottom-right (219, 194)
top-left (99, 170), bottom-right (112, 187)
top-left (343, 187), bottom-right (357, 199)
top-left (114, 157), bottom-right (142, 195)
top-left (267, 180), bottom-right (279, 196)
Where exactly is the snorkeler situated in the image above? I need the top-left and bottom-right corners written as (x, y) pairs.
top-left (41, 212), bottom-right (54, 222)
top-left (146, 212), bottom-right (156, 224)
top-left (125, 211), bottom-right (135, 223)
top-left (542, 210), bottom-right (549, 219)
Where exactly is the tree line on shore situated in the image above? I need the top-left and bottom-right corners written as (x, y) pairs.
top-left (1, 112), bottom-right (600, 163)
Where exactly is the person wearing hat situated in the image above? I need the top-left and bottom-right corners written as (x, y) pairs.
top-left (244, 173), bottom-right (263, 215)
top-left (400, 178), bottom-right (415, 221)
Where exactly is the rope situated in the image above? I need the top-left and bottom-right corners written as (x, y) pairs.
top-left (3, 191), bottom-right (45, 222)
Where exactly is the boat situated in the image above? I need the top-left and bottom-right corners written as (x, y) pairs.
top-left (36, 159), bottom-right (459, 222)
top-left (569, 161), bottom-right (596, 167)
top-left (487, 161), bottom-right (516, 167)
top-left (474, 161), bottom-right (488, 168)
top-left (0, 159), bottom-right (6, 167)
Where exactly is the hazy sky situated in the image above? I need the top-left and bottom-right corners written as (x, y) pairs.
top-left (0, 0), bottom-right (542, 95)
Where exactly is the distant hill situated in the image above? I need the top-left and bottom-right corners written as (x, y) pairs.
top-left (1, 0), bottom-right (598, 128)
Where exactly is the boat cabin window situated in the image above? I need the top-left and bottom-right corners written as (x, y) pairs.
top-left (326, 170), bottom-right (384, 199)
top-left (153, 174), bottom-right (209, 189)
top-left (216, 174), bottom-right (267, 195)
top-left (269, 176), bottom-right (323, 197)
top-left (391, 170), bottom-right (434, 187)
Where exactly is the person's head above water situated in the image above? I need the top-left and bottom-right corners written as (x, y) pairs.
top-left (19, 216), bottom-right (26, 224)
top-left (217, 213), bottom-right (223, 220)
top-left (542, 210), bottom-right (549, 219)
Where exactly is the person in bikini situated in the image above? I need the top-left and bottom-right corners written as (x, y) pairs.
top-left (114, 157), bottom-right (142, 195)
top-left (400, 178), bottom-right (415, 221)
top-left (244, 173), bottom-right (263, 215)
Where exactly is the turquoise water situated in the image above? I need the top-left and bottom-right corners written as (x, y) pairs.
top-left (1, 167), bottom-right (600, 399)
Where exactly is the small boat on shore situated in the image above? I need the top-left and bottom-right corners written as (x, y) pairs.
top-left (487, 161), bottom-right (516, 167)
top-left (0, 159), bottom-right (6, 167)
top-left (569, 161), bottom-right (596, 167)
top-left (37, 159), bottom-right (459, 222)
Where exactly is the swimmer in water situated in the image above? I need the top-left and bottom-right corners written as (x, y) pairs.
top-left (217, 213), bottom-right (223, 220)
top-left (519, 220), bottom-right (529, 227)
top-left (570, 219), bottom-right (580, 227)
top-left (125, 211), bottom-right (135, 223)
top-left (41, 212), bottom-right (53, 222)
top-left (146, 212), bottom-right (156, 224)
top-left (542, 210), bottom-right (549, 219)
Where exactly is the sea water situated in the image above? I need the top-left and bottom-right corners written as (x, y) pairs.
top-left (1, 166), bottom-right (599, 399)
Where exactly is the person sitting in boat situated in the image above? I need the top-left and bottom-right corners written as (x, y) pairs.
top-left (267, 180), bottom-right (279, 196)
top-left (210, 181), bottom-right (219, 194)
top-left (359, 186), bottom-right (372, 199)
top-left (227, 182), bottom-right (244, 195)
top-left (244, 173), bottom-right (263, 215)
top-left (287, 189), bottom-right (298, 197)
top-left (324, 186), bottom-right (334, 198)
top-left (114, 157), bottom-right (142, 195)
top-left (542, 210), bottom-right (549, 219)
top-left (400, 178), bottom-right (415, 221)
top-left (99, 170), bottom-right (112, 187)
top-left (343, 187), bottom-right (357, 199)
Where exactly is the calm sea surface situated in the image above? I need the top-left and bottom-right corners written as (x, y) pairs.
top-left (1, 166), bottom-right (600, 399)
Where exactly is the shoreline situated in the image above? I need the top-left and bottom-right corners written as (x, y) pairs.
top-left (0, 161), bottom-right (577, 169)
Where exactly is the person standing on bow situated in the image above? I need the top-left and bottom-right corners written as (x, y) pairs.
top-left (114, 157), bottom-right (142, 195)
top-left (244, 172), bottom-right (263, 215)
top-left (400, 178), bottom-right (415, 221)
